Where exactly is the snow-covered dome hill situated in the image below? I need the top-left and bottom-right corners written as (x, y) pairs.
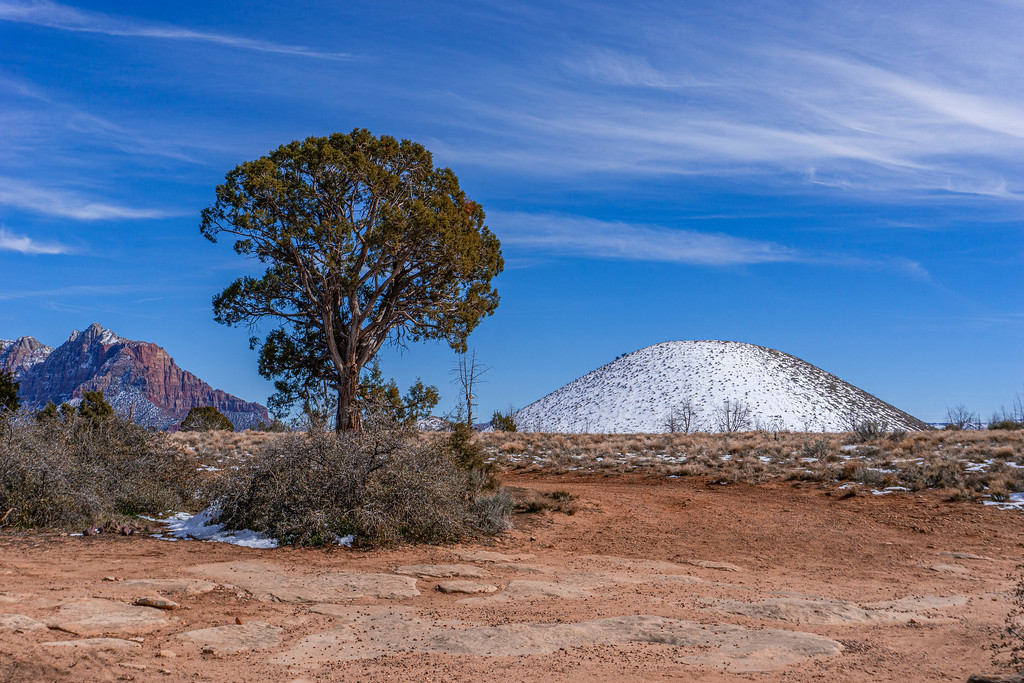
top-left (514, 341), bottom-right (928, 434)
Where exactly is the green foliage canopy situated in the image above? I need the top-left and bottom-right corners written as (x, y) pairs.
top-left (78, 391), bottom-right (115, 425)
top-left (180, 406), bottom-right (235, 432)
top-left (0, 371), bottom-right (19, 414)
top-left (201, 129), bottom-right (503, 432)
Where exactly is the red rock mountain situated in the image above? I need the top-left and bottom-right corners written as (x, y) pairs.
top-left (1, 323), bottom-right (268, 430)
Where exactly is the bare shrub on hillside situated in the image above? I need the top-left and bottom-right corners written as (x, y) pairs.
top-left (713, 399), bottom-right (752, 434)
top-left (0, 411), bottom-right (196, 529)
top-left (663, 400), bottom-right (698, 433)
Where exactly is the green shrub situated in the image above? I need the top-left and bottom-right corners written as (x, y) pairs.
top-left (990, 420), bottom-right (1024, 431)
top-left (0, 371), bottom-right (19, 414)
top-left (490, 408), bottom-right (518, 432)
top-left (180, 405), bottom-right (235, 432)
top-left (211, 420), bottom-right (510, 547)
top-left (0, 411), bottom-right (197, 529)
top-left (78, 390), bottom-right (115, 425)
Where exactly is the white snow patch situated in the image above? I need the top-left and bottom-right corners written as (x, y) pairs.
top-left (161, 507), bottom-right (279, 549)
top-left (984, 492), bottom-right (1024, 510)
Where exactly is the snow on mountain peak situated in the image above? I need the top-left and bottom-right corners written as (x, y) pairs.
top-left (68, 322), bottom-right (119, 345)
top-left (515, 340), bottom-right (928, 434)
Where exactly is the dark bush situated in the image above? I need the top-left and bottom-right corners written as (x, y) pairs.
top-left (990, 420), bottom-right (1024, 431)
top-left (0, 411), bottom-right (197, 529)
top-left (0, 371), bottom-right (19, 414)
top-left (180, 405), bottom-right (235, 432)
top-left (490, 408), bottom-right (517, 432)
top-left (78, 390), bottom-right (115, 425)
top-left (211, 419), bottom-right (511, 547)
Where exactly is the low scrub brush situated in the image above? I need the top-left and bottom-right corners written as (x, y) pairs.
top-left (211, 419), bottom-right (511, 547)
top-left (0, 411), bottom-right (196, 530)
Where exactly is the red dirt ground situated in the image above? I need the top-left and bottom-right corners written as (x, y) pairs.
top-left (2, 472), bottom-right (1022, 682)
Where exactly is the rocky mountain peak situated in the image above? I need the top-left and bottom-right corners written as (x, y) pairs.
top-left (0, 335), bottom-right (54, 376)
top-left (5, 324), bottom-right (268, 430)
top-left (68, 322), bottom-right (119, 346)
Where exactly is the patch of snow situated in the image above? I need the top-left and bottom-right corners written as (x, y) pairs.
top-left (870, 486), bottom-right (911, 495)
top-left (161, 507), bottom-right (279, 549)
top-left (984, 492), bottom-right (1024, 510)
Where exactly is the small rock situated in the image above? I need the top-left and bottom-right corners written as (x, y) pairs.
top-left (394, 564), bottom-right (489, 579)
top-left (928, 564), bottom-right (971, 576)
top-left (437, 581), bottom-right (500, 595)
top-left (103, 576), bottom-right (117, 582)
top-left (158, 649), bottom-right (177, 658)
top-left (134, 596), bottom-right (179, 610)
top-left (42, 637), bottom-right (142, 650)
top-left (128, 636), bottom-right (145, 643)
top-left (120, 663), bottom-right (147, 671)
top-left (938, 551), bottom-right (994, 562)
top-left (686, 559), bottom-right (743, 572)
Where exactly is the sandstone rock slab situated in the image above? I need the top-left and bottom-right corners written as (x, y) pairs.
top-left (929, 564), bottom-right (971, 576)
top-left (271, 612), bottom-right (841, 673)
top-left (458, 579), bottom-right (596, 605)
top-left (437, 581), bottom-right (499, 595)
top-left (393, 564), bottom-right (489, 579)
top-left (42, 637), bottom-right (143, 650)
top-left (452, 550), bottom-right (536, 564)
top-left (189, 561), bottom-right (419, 603)
top-left (0, 614), bottom-right (48, 632)
top-left (938, 551), bottom-right (994, 562)
top-left (580, 555), bottom-right (691, 572)
top-left (48, 599), bottom-right (170, 636)
top-left (709, 597), bottom-right (956, 625)
top-left (175, 621), bottom-right (283, 654)
top-left (98, 578), bottom-right (217, 598)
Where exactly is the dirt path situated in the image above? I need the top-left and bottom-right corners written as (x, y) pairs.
top-left (2, 473), bottom-right (1022, 682)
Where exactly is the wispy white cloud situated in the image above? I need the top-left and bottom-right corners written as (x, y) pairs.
top-left (0, 178), bottom-right (182, 220)
top-left (565, 50), bottom-right (706, 88)
top-left (492, 211), bottom-right (926, 276)
top-left (0, 283), bottom-right (140, 300)
top-left (0, 0), bottom-right (351, 59)
top-left (429, 3), bottom-right (1024, 201)
top-left (0, 227), bottom-right (73, 255)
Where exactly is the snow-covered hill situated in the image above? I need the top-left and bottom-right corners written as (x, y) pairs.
top-left (515, 341), bottom-right (928, 433)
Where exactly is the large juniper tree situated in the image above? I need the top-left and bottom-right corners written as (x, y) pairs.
top-left (201, 129), bottom-right (503, 432)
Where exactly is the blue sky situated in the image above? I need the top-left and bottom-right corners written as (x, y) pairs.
top-left (1, 0), bottom-right (1022, 424)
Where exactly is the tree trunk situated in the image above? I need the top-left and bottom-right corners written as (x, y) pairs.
top-left (338, 360), bottom-right (362, 433)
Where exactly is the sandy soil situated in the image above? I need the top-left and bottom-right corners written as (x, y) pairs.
top-left (2, 472), bottom-right (1022, 682)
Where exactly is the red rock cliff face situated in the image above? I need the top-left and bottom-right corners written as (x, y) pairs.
top-left (0, 336), bottom-right (53, 376)
top-left (9, 323), bottom-right (268, 430)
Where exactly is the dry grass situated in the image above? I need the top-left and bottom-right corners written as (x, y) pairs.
top-left (474, 429), bottom-right (1024, 498)
top-left (177, 427), bottom-right (1024, 504)
top-left (169, 430), bottom-right (280, 474)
